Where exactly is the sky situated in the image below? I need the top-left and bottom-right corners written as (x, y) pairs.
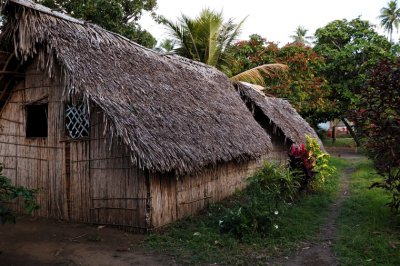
top-left (139, 0), bottom-right (396, 46)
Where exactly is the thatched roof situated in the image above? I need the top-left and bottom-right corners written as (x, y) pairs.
top-left (235, 82), bottom-right (322, 147)
top-left (0, 0), bottom-right (272, 175)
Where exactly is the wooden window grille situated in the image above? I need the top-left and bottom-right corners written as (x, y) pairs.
top-left (65, 103), bottom-right (89, 138)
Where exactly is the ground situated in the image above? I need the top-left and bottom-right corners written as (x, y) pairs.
top-left (0, 217), bottom-right (177, 266)
top-left (0, 148), bottom-right (360, 266)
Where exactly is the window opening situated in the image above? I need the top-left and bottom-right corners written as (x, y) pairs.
top-left (26, 104), bottom-right (48, 138)
top-left (65, 103), bottom-right (89, 138)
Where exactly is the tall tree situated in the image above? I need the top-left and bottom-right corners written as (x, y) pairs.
top-left (379, 0), bottom-right (400, 42)
top-left (314, 18), bottom-right (394, 144)
top-left (164, 8), bottom-right (245, 73)
top-left (35, 0), bottom-right (157, 48)
top-left (290, 26), bottom-right (313, 45)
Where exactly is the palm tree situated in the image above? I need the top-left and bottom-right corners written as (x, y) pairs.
top-left (379, 0), bottom-right (400, 42)
top-left (155, 39), bottom-right (176, 53)
top-left (164, 8), bottom-right (245, 70)
top-left (164, 9), bottom-right (288, 86)
top-left (230, 64), bottom-right (288, 86)
top-left (290, 26), bottom-right (313, 45)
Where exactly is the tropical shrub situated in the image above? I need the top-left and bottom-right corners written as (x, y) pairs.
top-left (0, 164), bottom-right (39, 224)
top-left (289, 136), bottom-right (334, 192)
top-left (354, 59), bottom-right (400, 211)
top-left (219, 162), bottom-right (296, 239)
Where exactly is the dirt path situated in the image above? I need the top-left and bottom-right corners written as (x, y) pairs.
top-left (0, 217), bottom-right (177, 266)
top-left (272, 149), bottom-right (362, 266)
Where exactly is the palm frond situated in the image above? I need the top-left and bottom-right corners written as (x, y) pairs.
top-left (230, 63), bottom-right (288, 86)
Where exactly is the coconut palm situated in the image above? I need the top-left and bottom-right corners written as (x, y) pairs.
top-left (379, 0), bottom-right (400, 42)
top-left (164, 9), bottom-right (288, 85)
top-left (164, 8), bottom-right (246, 71)
top-left (155, 39), bottom-right (176, 53)
top-left (290, 26), bottom-right (313, 45)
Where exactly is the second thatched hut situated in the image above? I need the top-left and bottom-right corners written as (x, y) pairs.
top-left (234, 82), bottom-right (323, 161)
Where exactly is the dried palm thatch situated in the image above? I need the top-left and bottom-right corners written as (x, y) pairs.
top-left (235, 82), bottom-right (323, 147)
top-left (0, 0), bottom-right (272, 175)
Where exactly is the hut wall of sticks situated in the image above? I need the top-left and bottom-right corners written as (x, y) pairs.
top-left (0, 0), bottom-right (274, 231)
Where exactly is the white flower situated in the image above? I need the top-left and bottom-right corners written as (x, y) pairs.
top-left (219, 220), bottom-right (223, 226)
top-left (274, 210), bottom-right (279, 215)
top-left (274, 224), bottom-right (279, 229)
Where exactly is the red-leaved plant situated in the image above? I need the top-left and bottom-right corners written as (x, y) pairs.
top-left (288, 143), bottom-right (316, 192)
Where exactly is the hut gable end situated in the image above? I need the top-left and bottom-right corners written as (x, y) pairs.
top-left (235, 82), bottom-right (322, 147)
top-left (0, 0), bottom-right (272, 175)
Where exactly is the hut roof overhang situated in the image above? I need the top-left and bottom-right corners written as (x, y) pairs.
top-left (235, 82), bottom-right (323, 147)
top-left (0, 0), bottom-right (272, 175)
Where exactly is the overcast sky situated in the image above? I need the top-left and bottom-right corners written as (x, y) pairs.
top-left (139, 0), bottom-right (396, 46)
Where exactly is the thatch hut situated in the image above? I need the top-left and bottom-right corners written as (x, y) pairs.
top-left (0, 0), bottom-right (272, 231)
top-left (234, 82), bottom-right (322, 161)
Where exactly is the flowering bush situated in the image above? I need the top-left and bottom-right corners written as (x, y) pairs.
top-left (289, 136), bottom-right (334, 192)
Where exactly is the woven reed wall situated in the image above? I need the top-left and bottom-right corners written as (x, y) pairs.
top-left (150, 158), bottom-right (262, 229)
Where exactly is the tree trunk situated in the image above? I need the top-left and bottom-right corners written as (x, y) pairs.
top-left (332, 125), bottom-right (336, 144)
top-left (341, 118), bottom-right (360, 147)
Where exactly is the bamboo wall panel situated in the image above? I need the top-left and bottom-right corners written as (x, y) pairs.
top-left (150, 159), bottom-right (262, 229)
top-left (89, 109), bottom-right (147, 230)
top-left (149, 173), bottom-right (177, 228)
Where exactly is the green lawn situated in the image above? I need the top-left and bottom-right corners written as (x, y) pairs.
top-left (145, 157), bottom-right (348, 265)
top-left (322, 137), bottom-right (356, 148)
top-left (335, 159), bottom-right (400, 266)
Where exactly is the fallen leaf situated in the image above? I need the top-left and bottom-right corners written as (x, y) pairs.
top-left (389, 242), bottom-right (397, 249)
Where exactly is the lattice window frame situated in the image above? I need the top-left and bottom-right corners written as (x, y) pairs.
top-left (65, 103), bottom-right (89, 139)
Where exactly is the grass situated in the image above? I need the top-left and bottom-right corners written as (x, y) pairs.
top-left (145, 157), bottom-right (348, 265)
top-left (322, 137), bottom-right (356, 148)
top-left (335, 159), bottom-right (400, 266)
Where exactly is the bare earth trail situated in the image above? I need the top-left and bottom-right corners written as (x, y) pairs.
top-left (271, 148), bottom-right (363, 266)
top-left (0, 217), bottom-right (177, 266)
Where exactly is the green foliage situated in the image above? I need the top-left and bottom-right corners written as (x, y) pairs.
top-left (306, 135), bottom-right (335, 188)
top-left (248, 162), bottom-right (300, 205)
top-left (0, 164), bottom-right (39, 224)
top-left (220, 162), bottom-right (297, 239)
top-left (314, 18), bottom-right (394, 122)
top-left (163, 8), bottom-right (245, 72)
top-left (35, 0), bottom-right (157, 48)
top-left (354, 59), bottom-right (400, 211)
top-left (230, 34), bottom-right (332, 125)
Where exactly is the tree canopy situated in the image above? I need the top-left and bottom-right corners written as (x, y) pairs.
top-left (230, 34), bottom-right (331, 125)
top-left (313, 18), bottom-right (394, 131)
top-left (35, 0), bottom-right (157, 48)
